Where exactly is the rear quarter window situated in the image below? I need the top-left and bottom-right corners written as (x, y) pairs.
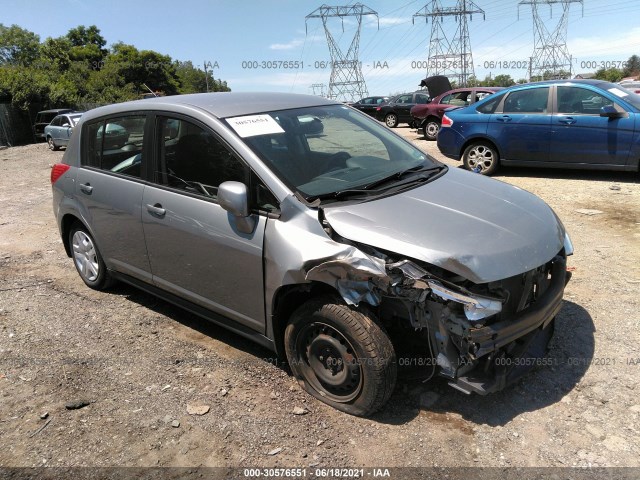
top-left (476, 93), bottom-right (505, 114)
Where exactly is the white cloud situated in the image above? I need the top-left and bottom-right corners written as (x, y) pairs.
top-left (269, 38), bottom-right (305, 51)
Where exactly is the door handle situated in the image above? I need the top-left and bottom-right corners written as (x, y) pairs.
top-left (559, 117), bottom-right (576, 125)
top-left (79, 183), bottom-right (93, 194)
top-left (146, 203), bottom-right (166, 217)
top-left (496, 115), bottom-right (512, 122)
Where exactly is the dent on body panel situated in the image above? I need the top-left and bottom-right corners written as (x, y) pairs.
top-left (263, 195), bottom-right (392, 320)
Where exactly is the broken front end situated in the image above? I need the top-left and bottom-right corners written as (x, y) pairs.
top-left (306, 234), bottom-right (572, 395)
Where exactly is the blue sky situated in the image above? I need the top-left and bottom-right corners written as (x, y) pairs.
top-left (2, 0), bottom-right (639, 97)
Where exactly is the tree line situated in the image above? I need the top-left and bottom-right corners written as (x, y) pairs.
top-left (0, 24), bottom-right (230, 111)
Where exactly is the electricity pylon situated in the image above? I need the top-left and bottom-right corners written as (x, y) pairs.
top-left (414, 0), bottom-right (484, 87)
top-left (306, 4), bottom-right (378, 102)
top-left (519, 0), bottom-right (584, 81)
top-left (310, 83), bottom-right (327, 96)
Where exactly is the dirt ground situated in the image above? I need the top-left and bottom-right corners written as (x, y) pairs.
top-left (0, 130), bottom-right (639, 472)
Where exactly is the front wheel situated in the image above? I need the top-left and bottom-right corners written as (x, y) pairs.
top-left (462, 141), bottom-right (499, 175)
top-left (384, 113), bottom-right (398, 128)
top-left (285, 298), bottom-right (397, 416)
top-left (423, 119), bottom-right (441, 141)
top-left (69, 224), bottom-right (114, 290)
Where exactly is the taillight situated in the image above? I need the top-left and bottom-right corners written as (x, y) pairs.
top-left (441, 114), bottom-right (453, 127)
top-left (51, 164), bottom-right (70, 184)
top-left (376, 107), bottom-right (381, 111)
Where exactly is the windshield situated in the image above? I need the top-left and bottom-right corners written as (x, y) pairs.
top-left (228, 104), bottom-right (440, 200)
top-left (598, 81), bottom-right (640, 110)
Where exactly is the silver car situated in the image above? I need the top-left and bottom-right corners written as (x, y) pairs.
top-left (51, 92), bottom-right (573, 416)
top-left (44, 113), bottom-right (83, 150)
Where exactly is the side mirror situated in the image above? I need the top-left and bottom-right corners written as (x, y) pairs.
top-left (600, 105), bottom-right (625, 119)
top-left (218, 181), bottom-right (256, 234)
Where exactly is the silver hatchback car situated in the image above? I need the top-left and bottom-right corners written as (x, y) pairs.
top-left (51, 92), bottom-right (573, 416)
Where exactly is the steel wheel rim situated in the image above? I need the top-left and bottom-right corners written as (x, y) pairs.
top-left (467, 145), bottom-right (495, 172)
top-left (295, 322), bottom-right (363, 403)
top-left (72, 231), bottom-right (100, 282)
top-left (426, 122), bottom-right (439, 138)
top-left (385, 114), bottom-right (397, 127)
top-left (48, 138), bottom-right (54, 150)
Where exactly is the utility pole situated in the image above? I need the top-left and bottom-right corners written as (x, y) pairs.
top-left (306, 4), bottom-right (378, 102)
top-left (413, 0), bottom-right (484, 87)
top-left (518, 0), bottom-right (583, 81)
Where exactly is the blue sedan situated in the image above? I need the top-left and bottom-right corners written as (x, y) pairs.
top-left (437, 79), bottom-right (640, 175)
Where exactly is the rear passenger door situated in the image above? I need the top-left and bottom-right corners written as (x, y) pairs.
top-left (487, 87), bottom-right (552, 163)
top-left (77, 115), bottom-right (151, 282)
top-left (141, 115), bottom-right (268, 332)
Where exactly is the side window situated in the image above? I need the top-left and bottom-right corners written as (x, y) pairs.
top-left (557, 86), bottom-right (615, 114)
top-left (82, 115), bottom-right (146, 179)
top-left (475, 91), bottom-right (492, 102)
top-left (503, 87), bottom-right (549, 114)
top-left (396, 95), bottom-right (411, 104)
top-left (61, 117), bottom-right (71, 127)
top-left (362, 98), bottom-right (373, 105)
top-left (476, 93), bottom-right (504, 114)
top-left (415, 94), bottom-right (429, 104)
top-left (155, 117), bottom-right (247, 199)
top-left (440, 94), bottom-right (453, 105)
top-left (50, 116), bottom-right (61, 127)
top-left (376, 98), bottom-right (386, 104)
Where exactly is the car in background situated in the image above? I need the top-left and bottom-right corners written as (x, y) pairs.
top-left (411, 87), bottom-right (503, 140)
top-left (437, 79), bottom-right (640, 175)
top-left (33, 108), bottom-right (75, 141)
top-left (50, 91), bottom-right (572, 416)
top-left (44, 113), bottom-right (83, 150)
top-left (374, 91), bottom-right (430, 128)
top-left (350, 96), bottom-right (389, 117)
top-left (619, 81), bottom-right (640, 94)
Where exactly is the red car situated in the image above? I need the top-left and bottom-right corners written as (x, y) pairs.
top-left (411, 87), bottom-right (503, 140)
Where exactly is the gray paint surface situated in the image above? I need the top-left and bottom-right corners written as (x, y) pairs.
top-left (322, 167), bottom-right (565, 284)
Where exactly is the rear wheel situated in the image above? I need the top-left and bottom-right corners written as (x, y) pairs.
top-left (69, 224), bottom-right (114, 290)
top-left (384, 113), bottom-right (398, 128)
top-left (285, 298), bottom-right (396, 416)
top-left (462, 141), bottom-right (499, 175)
top-left (47, 137), bottom-right (59, 151)
top-left (423, 118), bottom-right (441, 141)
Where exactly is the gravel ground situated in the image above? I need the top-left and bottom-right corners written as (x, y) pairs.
top-left (0, 132), bottom-right (639, 471)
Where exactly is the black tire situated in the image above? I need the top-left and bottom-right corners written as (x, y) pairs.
top-left (423, 118), bottom-right (441, 141)
top-left (384, 113), bottom-right (398, 128)
top-left (285, 297), bottom-right (397, 416)
top-left (47, 136), bottom-right (59, 151)
top-left (462, 141), bottom-right (499, 175)
top-left (68, 223), bottom-right (115, 290)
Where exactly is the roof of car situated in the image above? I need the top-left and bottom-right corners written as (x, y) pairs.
top-left (82, 92), bottom-right (341, 121)
top-left (37, 108), bottom-right (75, 114)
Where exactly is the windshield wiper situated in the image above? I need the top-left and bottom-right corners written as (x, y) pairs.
top-left (304, 164), bottom-right (446, 203)
top-left (361, 164), bottom-right (444, 191)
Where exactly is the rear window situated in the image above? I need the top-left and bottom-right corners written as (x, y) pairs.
top-left (83, 115), bottom-right (147, 179)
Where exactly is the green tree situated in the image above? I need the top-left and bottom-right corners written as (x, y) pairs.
top-left (0, 24), bottom-right (40, 66)
top-left (623, 54), bottom-right (640, 78)
top-left (66, 25), bottom-right (107, 69)
top-left (492, 74), bottom-right (515, 87)
top-left (593, 67), bottom-right (623, 82)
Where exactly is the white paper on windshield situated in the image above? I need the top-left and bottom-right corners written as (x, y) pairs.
top-left (608, 87), bottom-right (629, 98)
top-left (227, 114), bottom-right (284, 137)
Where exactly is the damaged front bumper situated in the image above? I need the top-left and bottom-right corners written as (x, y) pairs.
top-left (304, 236), bottom-right (570, 396)
top-left (445, 255), bottom-right (569, 395)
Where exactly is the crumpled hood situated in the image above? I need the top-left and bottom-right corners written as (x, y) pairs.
top-left (322, 167), bottom-right (565, 284)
